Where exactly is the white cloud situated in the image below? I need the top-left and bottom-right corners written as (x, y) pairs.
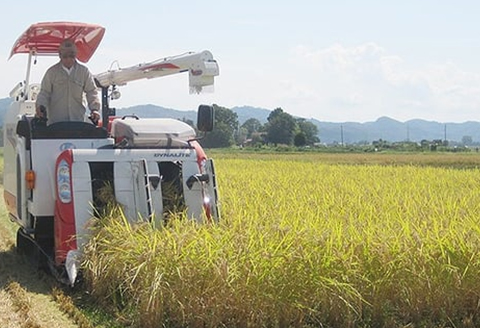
top-left (284, 43), bottom-right (480, 122)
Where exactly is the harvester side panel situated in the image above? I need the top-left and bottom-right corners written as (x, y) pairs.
top-left (145, 161), bottom-right (163, 227)
top-left (15, 137), bottom-right (30, 228)
top-left (122, 160), bottom-right (165, 226)
top-left (71, 161), bottom-right (96, 249)
top-left (114, 161), bottom-right (150, 222)
top-left (181, 161), bottom-right (205, 222)
top-left (205, 159), bottom-right (220, 222)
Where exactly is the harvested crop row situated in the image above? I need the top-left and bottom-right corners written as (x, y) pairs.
top-left (5, 281), bottom-right (43, 328)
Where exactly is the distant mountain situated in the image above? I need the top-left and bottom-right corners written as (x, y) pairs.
top-left (0, 98), bottom-right (12, 126)
top-left (1, 98), bottom-right (480, 144)
top-left (311, 117), bottom-right (480, 144)
top-left (116, 104), bottom-right (197, 122)
top-left (0, 98), bottom-right (11, 108)
top-left (231, 105), bottom-right (270, 124)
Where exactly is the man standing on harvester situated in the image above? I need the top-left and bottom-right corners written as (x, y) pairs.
top-left (35, 39), bottom-right (101, 124)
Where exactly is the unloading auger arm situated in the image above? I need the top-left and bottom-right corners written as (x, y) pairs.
top-left (94, 50), bottom-right (219, 93)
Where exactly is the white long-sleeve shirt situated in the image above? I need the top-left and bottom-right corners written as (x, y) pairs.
top-left (36, 61), bottom-right (100, 125)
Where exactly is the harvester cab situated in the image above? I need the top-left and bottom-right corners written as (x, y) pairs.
top-left (3, 22), bottom-right (220, 285)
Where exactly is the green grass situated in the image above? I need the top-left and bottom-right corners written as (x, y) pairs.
top-left (80, 153), bottom-right (480, 327)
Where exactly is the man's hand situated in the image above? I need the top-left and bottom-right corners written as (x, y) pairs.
top-left (89, 110), bottom-right (100, 125)
top-left (35, 105), bottom-right (46, 118)
top-left (32, 105), bottom-right (47, 129)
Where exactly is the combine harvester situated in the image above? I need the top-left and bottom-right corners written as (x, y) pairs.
top-left (3, 22), bottom-right (221, 285)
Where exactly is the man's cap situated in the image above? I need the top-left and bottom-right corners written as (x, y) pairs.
top-left (59, 39), bottom-right (77, 55)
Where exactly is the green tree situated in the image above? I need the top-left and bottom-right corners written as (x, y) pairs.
top-left (200, 104), bottom-right (239, 148)
top-left (294, 132), bottom-right (307, 146)
top-left (296, 118), bottom-right (319, 145)
top-left (241, 118), bottom-right (263, 138)
top-left (265, 108), bottom-right (296, 145)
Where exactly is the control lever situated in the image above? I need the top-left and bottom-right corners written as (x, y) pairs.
top-left (31, 105), bottom-right (47, 129)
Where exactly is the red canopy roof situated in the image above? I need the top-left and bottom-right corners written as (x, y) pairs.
top-left (10, 22), bottom-right (105, 63)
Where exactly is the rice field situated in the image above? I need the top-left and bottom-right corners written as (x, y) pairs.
top-left (82, 152), bottom-right (480, 328)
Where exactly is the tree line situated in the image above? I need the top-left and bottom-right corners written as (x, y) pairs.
top-left (200, 105), bottom-right (319, 148)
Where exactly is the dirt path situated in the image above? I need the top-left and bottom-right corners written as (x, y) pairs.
top-left (0, 187), bottom-right (80, 328)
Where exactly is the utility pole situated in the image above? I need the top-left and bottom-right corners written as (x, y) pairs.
top-left (444, 124), bottom-right (447, 143)
top-left (340, 125), bottom-right (344, 146)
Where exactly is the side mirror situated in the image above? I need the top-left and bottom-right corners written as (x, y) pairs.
top-left (197, 105), bottom-right (214, 132)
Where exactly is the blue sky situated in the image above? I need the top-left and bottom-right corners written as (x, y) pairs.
top-left (1, 0), bottom-right (480, 123)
